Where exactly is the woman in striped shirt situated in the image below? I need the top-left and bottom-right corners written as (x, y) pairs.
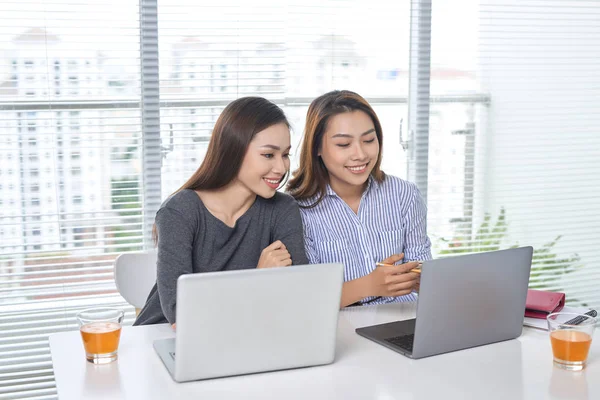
top-left (288, 90), bottom-right (432, 307)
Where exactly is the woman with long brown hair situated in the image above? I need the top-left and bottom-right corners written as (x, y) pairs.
top-left (135, 97), bottom-right (308, 326)
top-left (288, 90), bottom-right (431, 308)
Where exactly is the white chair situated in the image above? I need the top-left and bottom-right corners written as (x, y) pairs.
top-left (114, 250), bottom-right (158, 312)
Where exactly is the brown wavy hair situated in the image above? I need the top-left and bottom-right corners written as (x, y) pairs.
top-left (153, 97), bottom-right (289, 243)
top-left (287, 90), bottom-right (385, 207)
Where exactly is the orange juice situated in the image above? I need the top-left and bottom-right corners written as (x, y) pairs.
top-left (80, 322), bottom-right (122, 355)
top-left (550, 330), bottom-right (592, 362)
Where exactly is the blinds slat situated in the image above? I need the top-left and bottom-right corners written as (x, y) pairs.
top-left (0, 382), bottom-right (56, 396)
top-left (0, 369), bottom-right (54, 381)
top-left (0, 388), bottom-right (57, 400)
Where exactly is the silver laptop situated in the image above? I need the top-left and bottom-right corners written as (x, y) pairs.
top-left (154, 263), bottom-right (344, 382)
top-left (355, 247), bottom-right (533, 359)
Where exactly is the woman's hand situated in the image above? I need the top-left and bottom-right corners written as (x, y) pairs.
top-left (257, 240), bottom-right (292, 268)
top-left (366, 253), bottom-right (420, 298)
top-left (413, 274), bottom-right (421, 293)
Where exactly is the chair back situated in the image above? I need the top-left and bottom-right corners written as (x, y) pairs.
top-left (114, 250), bottom-right (157, 309)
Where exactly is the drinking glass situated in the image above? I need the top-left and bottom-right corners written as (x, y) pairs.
top-left (76, 308), bottom-right (124, 364)
top-left (547, 312), bottom-right (596, 371)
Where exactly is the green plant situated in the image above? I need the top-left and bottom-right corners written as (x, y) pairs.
top-left (438, 208), bottom-right (508, 255)
top-left (110, 179), bottom-right (143, 253)
top-left (436, 208), bottom-right (586, 305)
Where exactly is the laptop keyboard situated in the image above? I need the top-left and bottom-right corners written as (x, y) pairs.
top-left (384, 334), bottom-right (414, 352)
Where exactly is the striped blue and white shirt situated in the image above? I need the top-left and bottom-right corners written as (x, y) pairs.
top-left (296, 175), bottom-right (432, 305)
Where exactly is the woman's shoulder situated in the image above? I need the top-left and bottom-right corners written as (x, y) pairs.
top-left (255, 192), bottom-right (303, 229)
top-left (159, 189), bottom-right (201, 215)
top-left (261, 191), bottom-right (299, 211)
top-left (378, 174), bottom-right (419, 195)
top-left (284, 192), bottom-right (321, 216)
top-left (286, 188), bottom-right (326, 211)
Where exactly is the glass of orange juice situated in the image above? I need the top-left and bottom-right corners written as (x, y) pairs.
top-left (76, 308), bottom-right (124, 364)
top-left (547, 312), bottom-right (596, 371)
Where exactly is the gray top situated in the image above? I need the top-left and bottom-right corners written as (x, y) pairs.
top-left (134, 189), bottom-right (309, 325)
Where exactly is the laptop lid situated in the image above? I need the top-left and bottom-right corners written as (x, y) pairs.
top-left (411, 246), bottom-right (533, 358)
top-left (172, 263), bottom-right (344, 382)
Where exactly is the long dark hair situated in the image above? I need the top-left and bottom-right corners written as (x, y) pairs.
top-left (287, 90), bottom-right (385, 207)
top-left (153, 97), bottom-right (289, 243)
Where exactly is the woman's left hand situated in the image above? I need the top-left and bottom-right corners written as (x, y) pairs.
top-left (413, 275), bottom-right (421, 293)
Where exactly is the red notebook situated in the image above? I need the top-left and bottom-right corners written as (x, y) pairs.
top-left (525, 289), bottom-right (566, 319)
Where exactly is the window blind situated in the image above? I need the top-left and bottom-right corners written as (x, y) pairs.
top-left (157, 1), bottom-right (285, 196)
top-left (0, 1), bottom-right (142, 398)
top-left (427, 0), bottom-right (600, 309)
top-left (4, 1), bottom-right (598, 399)
top-left (156, 0), bottom-right (412, 194)
top-left (2, 1), bottom-right (415, 398)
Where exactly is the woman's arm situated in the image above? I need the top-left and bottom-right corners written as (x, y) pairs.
top-left (402, 185), bottom-right (433, 262)
top-left (155, 207), bottom-right (195, 324)
top-left (339, 254), bottom-right (419, 308)
top-left (272, 195), bottom-right (309, 265)
top-left (304, 234), bottom-right (320, 265)
top-left (340, 277), bottom-right (371, 307)
top-left (300, 211), bottom-right (369, 308)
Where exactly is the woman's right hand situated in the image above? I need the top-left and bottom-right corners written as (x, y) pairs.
top-left (366, 253), bottom-right (420, 298)
top-left (257, 240), bottom-right (292, 269)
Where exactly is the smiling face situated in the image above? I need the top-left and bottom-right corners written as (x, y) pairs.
top-left (236, 122), bottom-right (291, 199)
top-left (318, 110), bottom-right (380, 195)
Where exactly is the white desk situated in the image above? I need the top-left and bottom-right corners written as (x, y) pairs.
top-left (50, 302), bottom-right (599, 399)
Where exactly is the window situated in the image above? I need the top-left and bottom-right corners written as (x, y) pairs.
top-left (1, 1), bottom-right (599, 399)
top-left (428, 0), bottom-right (600, 308)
